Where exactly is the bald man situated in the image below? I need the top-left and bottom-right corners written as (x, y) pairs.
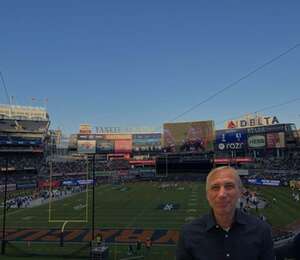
top-left (176, 166), bottom-right (274, 260)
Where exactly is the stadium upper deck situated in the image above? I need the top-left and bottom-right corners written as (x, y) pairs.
top-left (0, 105), bottom-right (50, 154)
top-left (0, 104), bottom-right (49, 134)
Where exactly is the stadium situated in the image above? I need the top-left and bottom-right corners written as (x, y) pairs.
top-left (1, 104), bottom-right (300, 259)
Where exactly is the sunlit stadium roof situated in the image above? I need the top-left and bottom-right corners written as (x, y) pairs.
top-left (0, 104), bottom-right (48, 121)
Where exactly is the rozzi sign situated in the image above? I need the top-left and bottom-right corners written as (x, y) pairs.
top-left (216, 130), bottom-right (246, 150)
top-left (248, 135), bottom-right (266, 148)
top-left (218, 142), bottom-right (243, 150)
top-left (226, 115), bottom-right (279, 129)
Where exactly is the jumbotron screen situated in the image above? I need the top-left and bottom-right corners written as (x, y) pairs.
top-left (163, 121), bottom-right (215, 152)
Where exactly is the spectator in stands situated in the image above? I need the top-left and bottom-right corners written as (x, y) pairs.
top-left (145, 237), bottom-right (152, 254)
top-left (96, 233), bottom-right (103, 246)
top-left (136, 239), bottom-right (142, 253)
top-left (127, 244), bottom-right (134, 256)
top-left (176, 166), bottom-right (274, 260)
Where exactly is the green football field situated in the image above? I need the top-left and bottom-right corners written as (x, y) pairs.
top-left (2, 182), bottom-right (207, 229)
top-left (1, 181), bottom-right (300, 259)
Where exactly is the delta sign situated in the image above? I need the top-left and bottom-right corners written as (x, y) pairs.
top-left (225, 115), bottom-right (279, 129)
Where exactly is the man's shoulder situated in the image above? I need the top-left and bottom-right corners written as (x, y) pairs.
top-left (182, 213), bottom-right (210, 233)
top-left (237, 210), bottom-right (271, 230)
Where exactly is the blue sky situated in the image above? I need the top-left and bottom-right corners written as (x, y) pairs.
top-left (0, 1), bottom-right (299, 135)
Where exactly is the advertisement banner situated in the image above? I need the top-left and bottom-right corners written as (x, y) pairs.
top-left (215, 129), bottom-right (247, 151)
top-left (247, 124), bottom-right (286, 135)
top-left (96, 139), bottom-right (114, 153)
top-left (132, 133), bottom-right (162, 152)
top-left (77, 134), bottom-right (105, 140)
top-left (77, 179), bottom-right (94, 185)
top-left (0, 136), bottom-right (43, 146)
top-left (163, 121), bottom-right (215, 152)
top-left (16, 182), bottom-right (37, 190)
top-left (104, 134), bottom-right (132, 140)
top-left (247, 179), bottom-right (281, 186)
top-left (0, 183), bottom-right (16, 192)
top-left (248, 135), bottom-right (266, 148)
top-left (62, 179), bottom-right (93, 186)
top-left (225, 115), bottom-right (279, 129)
top-left (214, 157), bottom-right (253, 164)
top-left (77, 140), bottom-right (96, 154)
top-left (115, 139), bottom-right (132, 153)
top-left (38, 180), bottom-right (60, 189)
top-left (266, 132), bottom-right (285, 148)
top-left (62, 180), bottom-right (78, 186)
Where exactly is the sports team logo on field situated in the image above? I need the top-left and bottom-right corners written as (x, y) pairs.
top-left (157, 203), bottom-right (180, 211)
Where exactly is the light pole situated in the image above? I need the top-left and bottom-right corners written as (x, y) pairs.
top-left (1, 155), bottom-right (8, 255)
top-left (91, 154), bottom-right (95, 242)
top-left (166, 153), bottom-right (168, 177)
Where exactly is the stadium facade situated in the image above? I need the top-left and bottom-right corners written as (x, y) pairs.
top-left (1, 108), bottom-right (299, 179)
top-left (0, 104), bottom-right (50, 191)
top-left (0, 104), bottom-right (49, 151)
top-left (70, 114), bottom-right (299, 159)
top-left (59, 115), bottom-right (296, 177)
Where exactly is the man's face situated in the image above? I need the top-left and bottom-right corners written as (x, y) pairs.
top-left (206, 169), bottom-right (241, 217)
